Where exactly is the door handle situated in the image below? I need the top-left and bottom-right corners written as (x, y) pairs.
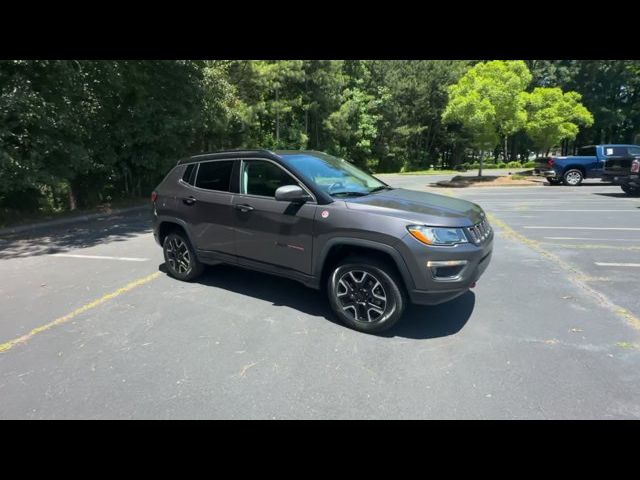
top-left (235, 204), bottom-right (254, 212)
top-left (183, 196), bottom-right (197, 206)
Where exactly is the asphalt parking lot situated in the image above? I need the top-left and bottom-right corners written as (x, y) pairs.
top-left (1, 175), bottom-right (639, 419)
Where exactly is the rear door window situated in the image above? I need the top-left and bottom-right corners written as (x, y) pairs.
top-left (195, 160), bottom-right (234, 192)
top-left (604, 146), bottom-right (629, 156)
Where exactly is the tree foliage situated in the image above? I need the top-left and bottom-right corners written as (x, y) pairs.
top-left (1, 59), bottom-right (637, 218)
top-left (525, 87), bottom-right (594, 154)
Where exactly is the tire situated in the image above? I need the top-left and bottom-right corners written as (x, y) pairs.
top-left (547, 179), bottom-right (562, 185)
top-left (327, 256), bottom-right (406, 334)
top-left (562, 169), bottom-right (584, 186)
top-left (621, 183), bottom-right (640, 196)
top-left (163, 231), bottom-right (203, 281)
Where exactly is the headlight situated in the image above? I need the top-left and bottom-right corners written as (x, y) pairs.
top-left (407, 225), bottom-right (468, 246)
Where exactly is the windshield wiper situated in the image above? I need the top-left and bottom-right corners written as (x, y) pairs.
top-left (369, 186), bottom-right (394, 193)
top-left (331, 191), bottom-right (369, 197)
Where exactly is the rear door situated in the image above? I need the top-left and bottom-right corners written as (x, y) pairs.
top-left (176, 159), bottom-right (238, 260)
top-left (232, 159), bottom-right (316, 275)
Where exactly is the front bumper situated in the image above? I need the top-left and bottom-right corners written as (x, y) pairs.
top-left (398, 230), bottom-right (494, 306)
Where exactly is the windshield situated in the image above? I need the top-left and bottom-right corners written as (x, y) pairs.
top-left (278, 152), bottom-right (387, 197)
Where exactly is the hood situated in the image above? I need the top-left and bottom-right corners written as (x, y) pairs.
top-left (343, 188), bottom-right (484, 227)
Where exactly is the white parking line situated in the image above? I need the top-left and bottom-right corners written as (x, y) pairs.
top-left (50, 253), bottom-right (150, 262)
top-left (595, 262), bottom-right (640, 268)
top-left (545, 237), bottom-right (640, 242)
top-left (524, 226), bottom-right (640, 231)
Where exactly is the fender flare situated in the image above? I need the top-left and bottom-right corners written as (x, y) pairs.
top-left (314, 237), bottom-right (415, 290)
top-left (155, 216), bottom-right (197, 251)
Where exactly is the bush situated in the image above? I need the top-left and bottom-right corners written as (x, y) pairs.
top-left (496, 162), bottom-right (506, 168)
top-left (507, 161), bottom-right (522, 169)
top-left (470, 163), bottom-right (481, 170)
top-left (523, 161), bottom-right (536, 168)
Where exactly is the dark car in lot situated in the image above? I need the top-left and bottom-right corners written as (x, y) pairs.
top-left (602, 157), bottom-right (640, 196)
top-left (151, 150), bottom-right (493, 333)
top-left (534, 144), bottom-right (640, 186)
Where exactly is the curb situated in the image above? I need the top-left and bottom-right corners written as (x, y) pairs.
top-left (0, 205), bottom-right (149, 237)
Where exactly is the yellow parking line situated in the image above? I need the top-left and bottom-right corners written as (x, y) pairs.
top-left (0, 272), bottom-right (161, 354)
top-left (488, 213), bottom-right (640, 331)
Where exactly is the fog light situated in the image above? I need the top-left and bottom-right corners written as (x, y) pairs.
top-left (426, 260), bottom-right (468, 268)
top-left (426, 260), bottom-right (468, 280)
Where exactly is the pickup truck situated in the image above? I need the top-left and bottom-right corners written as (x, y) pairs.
top-left (602, 156), bottom-right (640, 196)
top-left (534, 144), bottom-right (640, 186)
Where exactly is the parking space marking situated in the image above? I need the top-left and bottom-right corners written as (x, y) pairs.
top-left (545, 237), bottom-right (640, 242)
top-left (0, 272), bottom-right (161, 354)
top-left (524, 226), bottom-right (640, 231)
top-left (50, 253), bottom-right (150, 262)
top-left (487, 213), bottom-right (640, 331)
top-left (595, 263), bottom-right (640, 268)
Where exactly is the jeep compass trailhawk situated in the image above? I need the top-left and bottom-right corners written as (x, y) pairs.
top-left (152, 150), bottom-right (493, 333)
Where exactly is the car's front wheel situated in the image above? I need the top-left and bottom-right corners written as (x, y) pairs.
top-left (327, 256), bottom-right (406, 334)
top-left (163, 231), bottom-right (203, 281)
top-left (563, 169), bottom-right (584, 186)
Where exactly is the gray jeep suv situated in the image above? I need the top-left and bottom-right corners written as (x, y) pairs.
top-left (152, 150), bottom-right (493, 333)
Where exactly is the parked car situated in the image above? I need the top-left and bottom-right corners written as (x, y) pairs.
top-left (602, 157), bottom-right (640, 196)
top-left (151, 150), bottom-right (493, 333)
top-left (533, 144), bottom-right (640, 186)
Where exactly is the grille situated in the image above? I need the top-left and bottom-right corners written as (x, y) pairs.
top-left (465, 218), bottom-right (492, 245)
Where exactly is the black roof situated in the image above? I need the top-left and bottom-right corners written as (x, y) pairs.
top-left (176, 149), bottom-right (329, 165)
top-left (177, 149), bottom-right (276, 165)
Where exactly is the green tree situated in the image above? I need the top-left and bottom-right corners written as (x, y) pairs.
top-left (525, 87), bottom-right (594, 155)
top-left (324, 82), bottom-right (389, 169)
top-left (369, 60), bottom-right (471, 171)
top-left (442, 60), bottom-right (532, 173)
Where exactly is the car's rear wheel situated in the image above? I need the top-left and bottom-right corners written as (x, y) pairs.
top-left (163, 231), bottom-right (203, 281)
top-left (327, 256), bottom-right (406, 334)
top-left (621, 183), bottom-right (640, 196)
top-left (563, 169), bottom-right (584, 186)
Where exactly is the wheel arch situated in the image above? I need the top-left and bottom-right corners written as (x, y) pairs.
top-left (315, 238), bottom-right (414, 292)
top-left (156, 217), bottom-right (196, 248)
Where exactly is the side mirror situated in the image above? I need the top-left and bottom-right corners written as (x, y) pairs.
top-left (275, 185), bottom-right (311, 203)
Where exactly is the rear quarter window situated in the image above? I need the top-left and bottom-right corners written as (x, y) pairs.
top-left (182, 163), bottom-right (197, 185)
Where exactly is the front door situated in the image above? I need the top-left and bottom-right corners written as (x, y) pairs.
top-left (232, 159), bottom-right (316, 275)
